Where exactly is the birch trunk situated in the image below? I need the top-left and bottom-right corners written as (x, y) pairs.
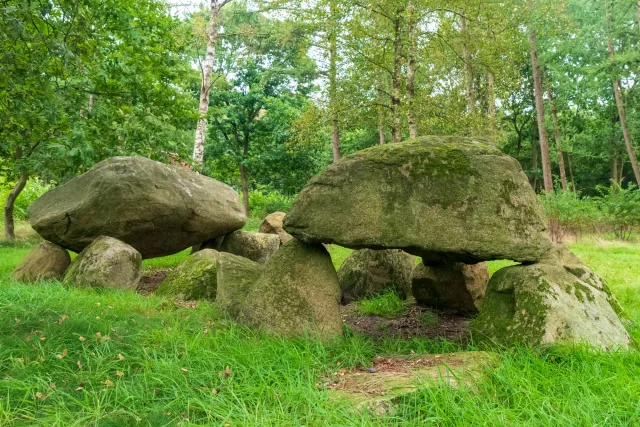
top-left (193, 0), bottom-right (229, 165)
top-left (607, 3), bottom-right (640, 186)
top-left (529, 28), bottom-right (554, 193)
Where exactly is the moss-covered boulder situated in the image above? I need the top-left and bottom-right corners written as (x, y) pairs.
top-left (28, 156), bottom-right (246, 259)
top-left (64, 236), bottom-right (141, 290)
top-left (412, 262), bottom-right (489, 314)
top-left (11, 242), bottom-right (71, 283)
top-left (338, 249), bottom-right (414, 304)
top-left (215, 252), bottom-right (263, 318)
top-left (238, 239), bottom-right (343, 339)
top-left (284, 136), bottom-right (551, 263)
top-left (472, 250), bottom-right (630, 350)
top-left (259, 212), bottom-right (293, 246)
top-left (216, 231), bottom-right (280, 264)
top-left (155, 249), bottom-right (219, 300)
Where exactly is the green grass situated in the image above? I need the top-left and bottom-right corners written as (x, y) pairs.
top-left (1, 236), bottom-right (640, 425)
top-left (356, 291), bottom-right (408, 318)
top-left (419, 311), bottom-right (440, 327)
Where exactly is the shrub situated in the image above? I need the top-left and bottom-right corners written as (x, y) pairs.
top-left (595, 184), bottom-right (640, 241)
top-left (248, 188), bottom-right (295, 219)
top-left (357, 290), bottom-right (407, 318)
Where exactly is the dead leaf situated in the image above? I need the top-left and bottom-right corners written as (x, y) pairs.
top-left (56, 349), bottom-right (68, 359)
top-left (39, 337), bottom-right (46, 342)
top-left (224, 366), bottom-right (232, 378)
top-left (115, 370), bottom-right (125, 377)
top-left (117, 353), bottom-right (125, 361)
top-left (34, 392), bottom-right (48, 400)
top-left (77, 360), bottom-right (83, 369)
top-left (79, 336), bottom-right (86, 342)
top-left (181, 368), bottom-right (189, 373)
top-left (48, 383), bottom-right (56, 390)
top-left (17, 358), bottom-right (24, 364)
top-left (39, 357), bottom-right (45, 363)
top-left (26, 335), bottom-right (31, 342)
top-left (102, 379), bottom-right (114, 387)
top-left (57, 315), bottom-right (69, 325)
top-left (211, 389), bottom-right (219, 394)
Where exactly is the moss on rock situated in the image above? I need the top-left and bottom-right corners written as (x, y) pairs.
top-left (284, 136), bottom-right (551, 264)
top-left (11, 242), bottom-right (71, 283)
top-left (155, 249), bottom-right (219, 300)
top-left (64, 236), bottom-right (141, 290)
top-left (238, 239), bottom-right (343, 339)
top-left (338, 249), bottom-right (414, 303)
top-left (471, 261), bottom-right (630, 350)
top-left (215, 252), bottom-right (263, 319)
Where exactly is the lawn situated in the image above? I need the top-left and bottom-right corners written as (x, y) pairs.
top-left (0, 230), bottom-right (639, 426)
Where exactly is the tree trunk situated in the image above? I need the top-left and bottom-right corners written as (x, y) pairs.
top-left (391, 8), bottom-right (403, 143)
top-left (193, 0), bottom-right (228, 165)
top-left (377, 74), bottom-right (386, 145)
top-left (240, 134), bottom-right (250, 215)
top-left (546, 86), bottom-right (568, 192)
top-left (487, 71), bottom-right (496, 131)
top-left (3, 148), bottom-right (28, 241)
top-left (528, 28), bottom-right (554, 193)
top-left (461, 16), bottom-right (475, 117)
top-left (406, 2), bottom-right (418, 139)
top-left (611, 157), bottom-right (619, 190)
top-left (607, 3), bottom-right (640, 186)
top-left (329, 0), bottom-right (340, 162)
top-left (531, 132), bottom-right (540, 192)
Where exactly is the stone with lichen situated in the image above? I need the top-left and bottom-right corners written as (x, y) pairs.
top-left (338, 249), bottom-right (414, 304)
top-left (155, 249), bottom-right (219, 300)
top-left (64, 236), bottom-right (141, 290)
top-left (215, 252), bottom-right (263, 318)
top-left (237, 239), bottom-right (343, 339)
top-left (12, 242), bottom-right (71, 283)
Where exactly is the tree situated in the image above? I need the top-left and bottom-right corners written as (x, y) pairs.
top-left (193, 0), bottom-right (233, 165)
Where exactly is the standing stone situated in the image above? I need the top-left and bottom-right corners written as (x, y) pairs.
top-left (155, 249), bottom-right (219, 300)
top-left (238, 239), bottom-right (343, 339)
top-left (195, 231), bottom-right (280, 264)
top-left (472, 246), bottom-right (630, 350)
top-left (215, 252), bottom-right (263, 319)
top-left (64, 236), bottom-right (141, 290)
top-left (412, 262), bottom-right (489, 313)
top-left (259, 212), bottom-right (293, 246)
top-left (284, 136), bottom-right (551, 263)
top-left (11, 242), bottom-right (71, 283)
top-left (338, 249), bottom-right (414, 304)
top-left (27, 156), bottom-right (246, 259)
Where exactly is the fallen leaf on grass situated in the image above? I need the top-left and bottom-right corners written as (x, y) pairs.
top-left (116, 370), bottom-right (125, 377)
top-left (218, 366), bottom-right (232, 378)
top-left (16, 358), bottom-right (24, 364)
top-left (181, 368), bottom-right (189, 373)
top-left (57, 315), bottom-right (69, 325)
top-left (48, 383), bottom-right (56, 390)
top-left (34, 392), bottom-right (48, 400)
top-left (77, 360), bottom-right (83, 369)
top-left (102, 379), bottom-right (114, 387)
top-left (79, 336), bottom-right (86, 342)
top-left (56, 349), bottom-right (68, 359)
top-left (117, 353), bottom-right (125, 361)
top-left (39, 337), bottom-right (46, 342)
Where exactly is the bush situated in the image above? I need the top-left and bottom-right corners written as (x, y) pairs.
top-left (540, 184), bottom-right (640, 242)
top-left (248, 188), bottom-right (295, 219)
top-left (0, 177), bottom-right (54, 221)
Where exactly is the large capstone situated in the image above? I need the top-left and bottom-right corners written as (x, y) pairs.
top-left (284, 136), bottom-right (551, 263)
top-left (11, 242), bottom-right (71, 283)
top-left (238, 239), bottom-right (343, 339)
top-left (27, 156), bottom-right (246, 259)
top-left (472, 246), bottom-right (630, 350)
top-left (64, 236), bottom-right (142, 290)
top-left (155, 249), bottom-right (219, 300)
top-left (338, 249), bottom-right (414, 304)
top-left (412, 262), bottom-right (489, 314)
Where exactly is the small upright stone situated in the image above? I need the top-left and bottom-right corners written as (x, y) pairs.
top-left (217, 231), bottom-right (280, 264)
top-left (155, 249), bottom-right (219, 300)
top-left (64, 236), bottom-right (141, 290)
top-left (259, 212), bottom-right (293, 246)
top-left (215, 252), bottom-right (263, 319)
top-left (11, 242), bottom-right (71, 283)
top-left (238, 239), bottom-right (343, 339)
top-left (338, 249), bottom-right (414, 304)
top-left (412, 262), bottom-right (489, 313)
